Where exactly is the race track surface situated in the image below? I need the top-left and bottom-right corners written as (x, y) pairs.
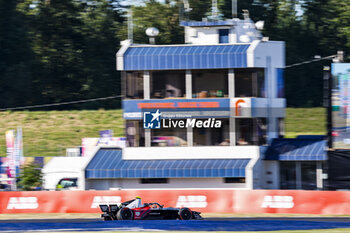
top-left (1, 217), bottom-right (350, 232)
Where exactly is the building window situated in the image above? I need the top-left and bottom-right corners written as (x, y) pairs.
top-left (280, 162), bottom-right (297, 189)
top-left (224, 177), bottom-right (245, 183)
top-left (235, 69), bottom-right (265, 98)
top-left (126, 120), bottom-right (145, 147)
top-left (193, 118), bottom-right (229, 146)
top-left (278, 118), bottom-right (285, 138)
top-left (219, 29), bottom-right (229, 43)
top-left (236, 118), bottom-right (267, 146)
top-left (280, 161), bottom-right (317, 190)
top-left (192, 69), bottom-right (228, 98)
top-left (125, 72), bottom-right (144, 99)
top-left (151, 126), bottom-right (187, 147)
top-left (140, 178), bottom-right (168, 184)
top-left (301, 162), bottom-right (317, 190)
top-left (151, 71), bottom-right (185, 99)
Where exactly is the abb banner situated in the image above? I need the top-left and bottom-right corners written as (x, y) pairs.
top-left (1, 189), bottom-right (350, 214)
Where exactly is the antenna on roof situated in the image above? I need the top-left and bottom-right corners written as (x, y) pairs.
top-left (212, 0), bottom-right (218, 19)
top-left (180, 0), bottom-right (192, 21)
top-left (183, 0), bottom-right (192, 12)
top-left (127, 9), bottom-right (133, 43)
top-left (232, 0), bottom-right (237, 18)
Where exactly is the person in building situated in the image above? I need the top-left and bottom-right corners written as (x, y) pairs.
top-left (238, 138), bottom-right (248, 145)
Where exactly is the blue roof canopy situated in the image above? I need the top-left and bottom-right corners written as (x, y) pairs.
top-left (85, 148), bottom-right (249, 179)
top-left (264, 139), bottom-right (327, 161)
top-left (180, 21), bottom-right (234, 27)
top-left (122, 44), bottom-right (249, 71)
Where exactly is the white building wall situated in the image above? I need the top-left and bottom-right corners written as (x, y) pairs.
top-left (86, 178), bottom-right (247, 190)
top-left (254, 41), bottom-right (285, 69)
top-left (185, 26), bottom-right (233, 44)
top-left (261, 160), bottom-right (280, 189)
top-left (123, 146), bottom-right (259, 160)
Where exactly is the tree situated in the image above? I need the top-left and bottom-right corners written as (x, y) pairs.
top-left (0, 0), bottom-right (36, 108)
top-left (126, 0), bottom-right (184, 45)
top-left (18, 163), bottom-right (43, 191)
top-left (218, 0), bottom-right (266, 21)
top-left (21, 0), bottom-right (124, 109)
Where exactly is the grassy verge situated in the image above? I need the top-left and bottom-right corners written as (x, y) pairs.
top-left (0, 110), bottom-right (124, 157)
top-left (285, 108), bottom-right (326, 138)
top-left (0, 108), bottom-right (326, 157)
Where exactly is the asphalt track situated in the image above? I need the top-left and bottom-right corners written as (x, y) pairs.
top-left (1, 217), bottom-right (350, 232)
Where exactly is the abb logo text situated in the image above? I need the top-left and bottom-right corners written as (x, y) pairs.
top-left (176, 195), bottom-right (207, 208)
top-left (261, 195), bottom-right (294, 209)
top-left (90, 196), bottom-right (122, 208)
top-left (7, 197), bottom-right (38, 209)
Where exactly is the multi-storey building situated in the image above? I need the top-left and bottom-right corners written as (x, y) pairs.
top-left (82, 17), bottom-right (326, 190)
top-left (83, 17), bottom-right (284, 190)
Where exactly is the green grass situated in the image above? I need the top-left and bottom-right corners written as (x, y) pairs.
top-left (285, 108), bottom-right (326, 138)
top-left (0, 108), bottom-right (326, 157)
top-left (0, 110), bottom-right (124, 157)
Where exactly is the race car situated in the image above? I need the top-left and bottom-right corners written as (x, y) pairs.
top-left (99, 198), bottom-right (203, 220)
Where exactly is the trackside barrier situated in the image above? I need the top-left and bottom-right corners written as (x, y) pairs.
top-left (1, 189), bottom-right (350, 214)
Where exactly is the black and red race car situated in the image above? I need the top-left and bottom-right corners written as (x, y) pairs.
top-left (99, 199), bottom-right (202, 220)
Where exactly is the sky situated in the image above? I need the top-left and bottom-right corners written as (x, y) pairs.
top-left (332, 63), bottom-right (350, 75)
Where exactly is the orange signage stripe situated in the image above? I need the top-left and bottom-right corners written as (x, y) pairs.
top-left (138, 103), bottom-right (176, 109)
top-left (138, 102), bottom-right (220, 109)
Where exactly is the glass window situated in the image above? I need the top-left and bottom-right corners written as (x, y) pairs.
top-left (125, 72), bottom-right (144, 99)
top-left (278, 118), bottom-right (285, 138)
top-left (235, 69), bottom-right (265, 97)
top-left (280, 162), bottom-right (297, 189)
top-left (140, 178), bottom-right (168, 184)
top-left (126, 121), bottom-right (145, 147)
top-left (151, 71), bottom-right (185, 99)
top-left (151, 127), bottom-right (187, 146)
top-left (224, 177), bottom-right (245, 183)
top-left (192, 69), bottom-right (228, 98)
top-left (301, 162), bottom-right (317, 190)
top-left (256, 118), bottom-right (267, 145)
top-left (236, 118), bottom-right (267, 145)
top-left (193, 119), bottom-right (229, 146)
top-left (219, 29), bottom-right (229, 43)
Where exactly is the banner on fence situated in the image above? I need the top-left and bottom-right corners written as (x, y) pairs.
top-left (1, 189), bottom-right (350, 215)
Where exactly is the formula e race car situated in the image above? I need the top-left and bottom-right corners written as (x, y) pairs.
top-left (99, 198), bottom-right (203, 220)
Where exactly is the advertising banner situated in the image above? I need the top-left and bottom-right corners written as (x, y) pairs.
top-left (332, 63), bottom-right (350, 148)
top-left (2, 189), bottom-right (350, 215)
top-left (123, 98), bottom-right (231, 120)
top-left (5, 130), bottom-right (15, 178)
top-left (15, 127), bottom-right (23, 168)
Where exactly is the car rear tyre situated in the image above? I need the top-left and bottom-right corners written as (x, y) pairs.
top-left (179, 208), bottom-right (192, 220)
top-left (117, 207), bottom-right (134, 220)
